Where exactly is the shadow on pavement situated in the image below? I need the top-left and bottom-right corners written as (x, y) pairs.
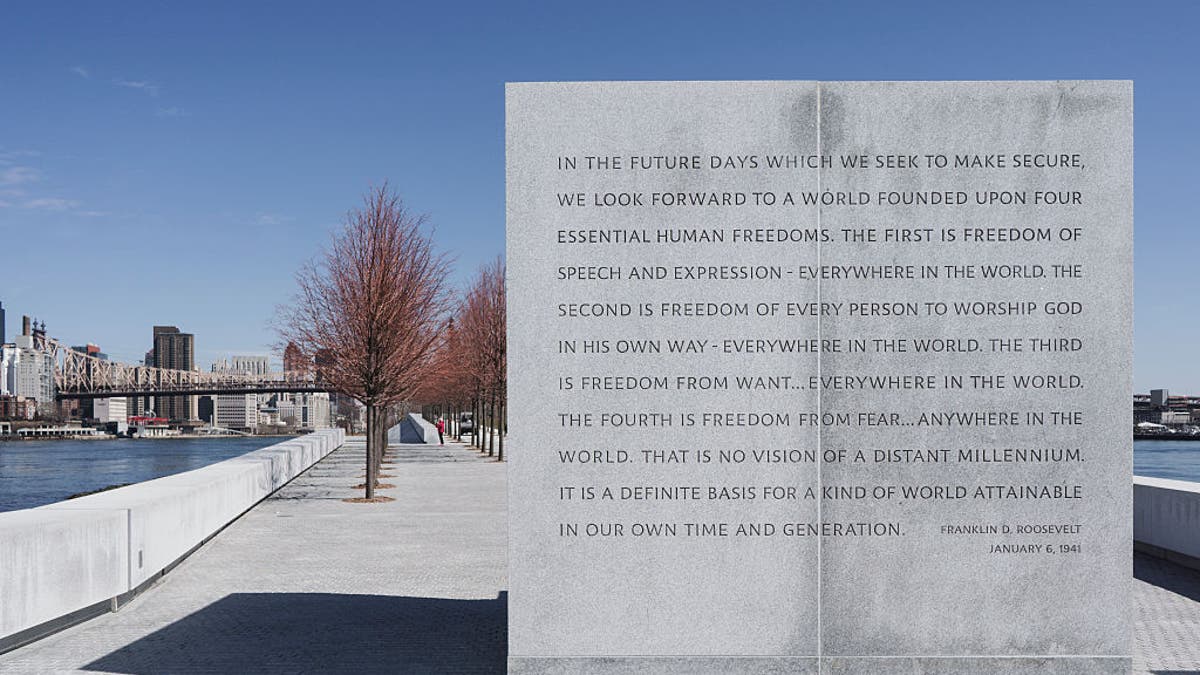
top-left (83, 592), bottom-right (506, 674)
top-left (1136, 552), bottom-right (1200, 605)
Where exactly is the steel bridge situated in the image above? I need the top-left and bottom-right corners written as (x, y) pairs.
top-left (36, 335), bottom-right (328, 400)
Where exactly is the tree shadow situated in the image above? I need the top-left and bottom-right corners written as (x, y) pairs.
top-left (83, 592), bottom-right (506, 674)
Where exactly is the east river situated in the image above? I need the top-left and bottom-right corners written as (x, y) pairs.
top-left (0, 436), bottom-right (285, 512)
top-left (1135, 439), bottom-right (1200, 482)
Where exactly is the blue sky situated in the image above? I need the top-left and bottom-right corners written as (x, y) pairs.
top-left (0, 1), bottom-right (1195, 391)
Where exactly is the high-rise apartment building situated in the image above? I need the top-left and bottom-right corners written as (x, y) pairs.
top-left (283, 342), bottom-right (307, 373)
top-left (0, 300), bottom-right (6, 345)
top-left (152, 326), bottom-right (196, 423)
top-left (1, 317), bottom-right (55, 404)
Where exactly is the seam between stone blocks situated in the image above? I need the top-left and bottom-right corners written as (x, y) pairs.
top-left (815, 80), bottom-right (823, 661)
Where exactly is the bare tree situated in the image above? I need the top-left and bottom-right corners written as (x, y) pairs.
top-left (414, 317), bottom-right (472, 439)
top-left (279, 184), bottom-right (450, 499)
top-left (456, 257), bottom-right (507, 460)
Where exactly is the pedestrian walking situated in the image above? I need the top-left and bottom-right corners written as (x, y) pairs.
top-left (436, 417), bottom-right (445, 444)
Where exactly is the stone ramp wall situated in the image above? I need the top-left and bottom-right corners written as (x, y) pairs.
top-left (397, 413), bottom-right (438, 444)
top-left (0, 428), bottom-right (346, 652)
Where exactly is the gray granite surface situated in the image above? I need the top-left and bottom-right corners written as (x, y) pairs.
top-left (506, 81), bottom-right (1132, 672)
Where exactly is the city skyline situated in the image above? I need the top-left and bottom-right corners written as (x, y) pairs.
top-left (1, 2), bottom-right (1197, 390)
top-left (0, 307), bottom-right (279, 372)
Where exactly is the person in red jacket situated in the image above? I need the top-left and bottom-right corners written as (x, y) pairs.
top-left (435, 417), bottom-right (445, 444)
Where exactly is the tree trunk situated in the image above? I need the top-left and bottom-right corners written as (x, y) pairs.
top-left (488, 390), bottom-right (495, 456)
top-left (378, 410), bottom-right (386, 473)
top-left (364, 405), bottom-right (375, 499)
top-left (498, 399), bottom-right (504, 461)
top-left (474, 395), bottom-right (482, 450)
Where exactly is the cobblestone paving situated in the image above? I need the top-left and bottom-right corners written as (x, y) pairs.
top-left (4, 429), bottom-right (1200, 674)
top-left (0, 434), bottom-right (506, 674)
top-left (1135, 552), bottom-right (1200, 674)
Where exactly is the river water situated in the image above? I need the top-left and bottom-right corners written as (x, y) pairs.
top-left (1134, 439), bottom-right (1200, 482)
top-left (0, 436), bottom-right (285, 512)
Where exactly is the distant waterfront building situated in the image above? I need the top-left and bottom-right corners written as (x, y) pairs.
top-left (214, 393), bottom-right (257, 431)
top-left (213, 355), bottom-right (269, 376)
top-left (69, 344), bottom-right (107, 360)
top-left (309, 392), bottom-right (331, 428)
top-left (1133, 409), bottom-right (1159, 425)
top-left (94, 397), bottom-right (128, 423)
top-left (152, 326), bottom-right (196, 423)
top-left (234, 355), bottom-right (269, 375)
top-left (1, 317), bottom-right (56, 407)
top-left (275, 391), bottom-right (331, 430)
top-left (198, 395), bottom-right (215, 423)
top-left (276, 396), bottom-right (299, 428)
top-left (283, 342), bottom-right (307, 373)
top-left (258, 405), bottom-right (280, 427)
top-left (0, 345), bottom-right (13, 396)
top-left (4, 330), bottom-right (56, 405)
top-left (68, 344), bottom-right (108, 420)
top-left (210, 355), bottom-right (267, 432)
top-left (0, 300), bottom-right (6, 345)
top-left (1161, 410), bottom-right (1191, 425)
top-left (128, 349), bottom-right (157, 418)
top-left (1134, 389), bottom-right (1200, 429)
top-left (0, 395), bottom-right (37, 420)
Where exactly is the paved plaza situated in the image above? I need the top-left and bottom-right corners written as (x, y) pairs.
top-left (2, 428), bottom-right (1199, 673)
top-left (1135, 553), bottom-right (1200, 674)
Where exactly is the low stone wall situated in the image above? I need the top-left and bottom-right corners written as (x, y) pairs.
top-left (0, 428), bottom-right (345, 652)
top-left (1134, 475), bottom-right (1200, 569)
top-left (405, 413), bottom-right (439, 444)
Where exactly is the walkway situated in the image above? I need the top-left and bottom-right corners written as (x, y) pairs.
top-left (3, 429), bottom-right (1200, 673)
top-left (0, 434), bottom-right (506, 674)
top-left (1135, 553), bottom-right (1200, 673)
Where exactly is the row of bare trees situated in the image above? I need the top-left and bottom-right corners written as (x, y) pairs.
top-left (418, 258), bottom-right (507, 460)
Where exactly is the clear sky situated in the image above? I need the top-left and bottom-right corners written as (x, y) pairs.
top-left (0, 1), bottom-right (1195, 391)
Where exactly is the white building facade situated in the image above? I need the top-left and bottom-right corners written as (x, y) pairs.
top-left (214, 394), bottom-right (258, 431)
top-left (276, 392), bottom-right (331, 430)
top-left (94, 397), bottom-right (128, 423)
top-left (1, 336), bottom-right (56, 403)
top-left (210, 355), bottom-right (271, 432)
